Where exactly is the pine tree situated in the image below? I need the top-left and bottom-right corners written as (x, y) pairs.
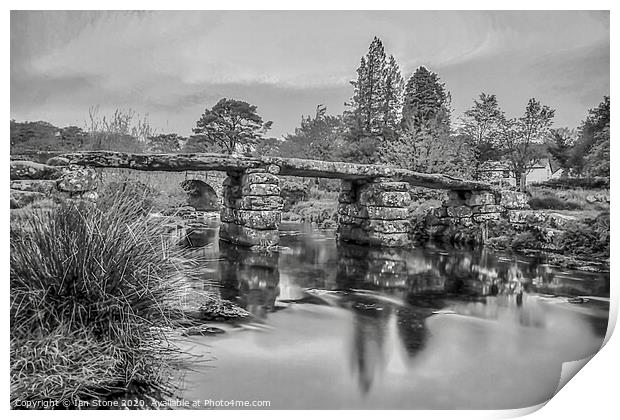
top-left (343, 37), bottom-right (405, 163)
top-left (382, 55), bottom-right (405, 135)
top-left (401, 66), bottom-right (451, 138)
top-left (344, 37), bottom-right (387, 139)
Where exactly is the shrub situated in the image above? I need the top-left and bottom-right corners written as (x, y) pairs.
top-left (533, 177), bottom-right (610, 190)
top-left (10, 191), bottom-right (189, 407)
top-left (528, 196), bottom-right (582, 210)
top-left (558, 212), bottom-right (610, 259)
top-left (288, 200), bottom-right (337, 228)
top-left (280, 179), bottom-right (309, 211)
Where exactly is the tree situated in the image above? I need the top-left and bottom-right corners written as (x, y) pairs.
top-left (10, 120), bottom-right (60, 152)
top-left (381, 127), bottom-right (475, 177)
top-left (59, 126), bottom-right (87, 150)
top-left (147, 133), bottom-right (184, 153)
top-left (401, 66), bottom-right (451, 139)
top-left (458, 93), bottom-right (505, 179)
top-left (193, 98), bottom-right (272, 155)
top-left (381, 56), bottom-right (405, 136)
top-left (546, 128), bottom-right (575, 176)
top-left (570, 96), bottom-right (610, 177)
top-left (343, 37), bottom-right (404, 163)
top-left (253, 137), bottom-right (283, 157)
top-left (500, 98), bottom-right (555, 191)
top-left (280, 105), bottom-right (346, 160)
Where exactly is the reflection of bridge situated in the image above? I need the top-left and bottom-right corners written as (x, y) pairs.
top-left (52, 151), bottom-right (495, 248)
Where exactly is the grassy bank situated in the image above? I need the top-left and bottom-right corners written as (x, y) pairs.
top-left (10, 190), bottom-right (192, 408)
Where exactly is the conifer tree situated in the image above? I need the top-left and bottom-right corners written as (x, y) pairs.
top-left (344, 37), bottom-right (404, 162)
top-left (401, 66), bottom-right (451, 138)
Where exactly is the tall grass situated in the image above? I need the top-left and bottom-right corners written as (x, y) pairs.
top-left (10, 190), bottom-right (191, 407)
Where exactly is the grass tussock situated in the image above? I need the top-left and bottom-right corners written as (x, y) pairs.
top-left (10, 191), bottom-right (190, 408)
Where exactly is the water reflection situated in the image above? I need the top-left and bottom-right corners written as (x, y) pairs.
top-left (218, 242), bottom-right (280, 319)
top-left (177, 222), bottom-right (609, 409)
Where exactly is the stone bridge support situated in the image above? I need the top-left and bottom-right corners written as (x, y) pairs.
top-left (220, 168), bottom-right (283, 247)
top-left (337, 178), bottom-right (411, 247)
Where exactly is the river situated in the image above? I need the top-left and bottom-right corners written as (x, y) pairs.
top-left (174, 220), bottom-right (609, 410)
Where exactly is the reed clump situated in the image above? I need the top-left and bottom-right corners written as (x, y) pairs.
top-left (10, 190), bottom-right (190, 408)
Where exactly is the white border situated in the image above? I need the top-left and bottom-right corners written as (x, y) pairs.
top-left (4, 2), bottom-right (616, 419)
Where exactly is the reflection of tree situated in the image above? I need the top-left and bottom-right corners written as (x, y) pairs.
top-left (349, 310), bottom-right (389, 394)
top-left (218, 243), bottom-right (280, 318)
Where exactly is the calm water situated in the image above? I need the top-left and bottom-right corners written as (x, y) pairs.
top-left (175, 220), bottom-right (609, 410)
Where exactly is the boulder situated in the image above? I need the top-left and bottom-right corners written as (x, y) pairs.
top-left (358, 190), bottom-right (409, 207)
top-left (241, 183), bottom-right (281, 197)
top-left (11, 161), bottom-right (63, 180)
top-left (338, 224), bottom-right (410, 247)
top-left (10, 180), bottom-right (57, 194)
top-left (241, 172), bottom-right (280, 186)
top-left (219, 222), bottom-right (279, 247)
top-left (472, 204), bottom-right (506, 214)
top-left (239, 195), bottom-right (283, 211)
top-left (56, 166), bottom-right (99, 193)
top-left (365, 206), bottom-right (410, 221)
top-left (499, 190), bottom-right (530, 209)
top-left (234, 210), bottom-right (281, 230)
top-left (465, 191), bottom-right (496, 206)
top-left (10, 189), bottom-right (45, 208)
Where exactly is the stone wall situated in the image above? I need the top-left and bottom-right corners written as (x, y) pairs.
top-left (424, 189), bottom-right (530, 243)
top-left (337, 178), bottom-right (411, 247)
top-left (10, 160), bottom-right (99, 208)
top-left (219, 168), bottom-right (283, 247)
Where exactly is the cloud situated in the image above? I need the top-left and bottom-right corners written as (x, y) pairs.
top-left (11, 11), bottom-right (610, 137)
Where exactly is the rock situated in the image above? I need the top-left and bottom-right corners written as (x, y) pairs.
top-left (472, 204), bottom-right (506, 214)
top-left (223, 209), bottom-right (281, 230)
top-left (241, 183), bottom-right (281, 197)
top-left (338, 203), bottom-right (368, 219)
top-left (57, 151), bottom-right (492, 190)
top-left (365, 206), bottom-right (410, 221)
top-left (361, 181), bottom-right (409, 192)
top-left (365, 219), bottom-right (410, 234)
top-left (10, 180), bottom-right (57, 194)
top-left (239, 195), bottom-right (283, 211)
top-left (46, 156), bottom-right (71, 166)
top-left (358, 190), bottom-right (409, 207)
top-left (56, 166), bottom-right (99, 193)
top-left (10, 189), bottom-right (45, 208)
top-left (585, 195), bottom-right (597, 204)
top-left (338, 224), bottom-right (410, 247)
top-left (446, 206), bottom-right (473, 218)
top-left (465, 191), bottom-right (496, 206)
top-left (472, 213), bottom-right (502, 222)
top-left (219, 221), bottom-right (280, 247)
top-left (241, 172), bottom-right (280, 186)
top-left (499, 190), bottom-right (530, 209)
top-left (11, 161), bottom-right (63, 180)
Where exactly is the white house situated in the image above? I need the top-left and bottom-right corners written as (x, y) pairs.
top-left (479, 159), bottom-right (563, 188)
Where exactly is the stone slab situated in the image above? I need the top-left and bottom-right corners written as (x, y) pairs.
top-left (219, 222), bottom-right (280, 247)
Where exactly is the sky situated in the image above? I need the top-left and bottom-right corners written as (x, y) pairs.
top-left (10, 10), bottom-right (610, 138)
